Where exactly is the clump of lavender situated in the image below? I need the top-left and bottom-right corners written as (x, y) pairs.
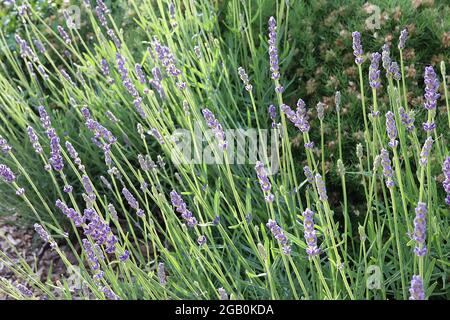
top-left (419, 137), bottom-right (433, 166)
top-left (34, 223), bottom-right (56, 248)
top-left (399, 107), bottom-right (415, 132)
top-left (151, 38), bottom-right (185, 89)
top-left (202, 108), bottom-right (228, 150)
top-left (57, 26), bottom-right (71, 45)
top-left (55, 199), bottom-right (84, 227)
top-left (0, 135), bottom-right (12, 153)
top-left (315, 174), bottom-right (328, 201)
top-left (238, 67), bottom-right (252, 91)
top-left (385, 111), bottom-right (398, 148)
top-left (268, 17), bottom-right (283, 93)
top-left (369, 52), bottom-right (381, 89)
top-left (380, 149), bottom-right (394, 188)
top-left (398, 28), bottom-right (408, 50)
top-left (412, 202), bottom-right (427, 257)
top-left (170, 190), bottom-right (198, 227)
top-left (255, 161), bottom-right (274, 202)
top-left (83, 208), bottom-right (117, 254)
top-left (423, 66), bottom-right (440, 111)
top-left (302, 208), bottom-right (320, 257)
top-left (409, 275), bottom-right (425, 300)
top-left (443, 157), bottom-right (450, 205)
top-left (351, 31), bottom-right (364, 65)
top-left (266, 219), bottom-right (291, 255)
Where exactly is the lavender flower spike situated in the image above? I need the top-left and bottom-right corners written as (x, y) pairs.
top-left (315, 173), bottom-right (328, 201)
top-left (302, 208), bottom-right (320, 257)
top-left (419, 137), bottom-right (433, 167)
top-left (369, 52), bottom-right (381, 89)
top-left (380, 149), bottom-right (394, 188)
top-left (238, 67), bottom-right (252, 91)
top-left (399, 107), bottom-right (415, 132)
top-left (48, 130), bottom-right (64, 172)
top-left (351, 31), bottom-right (364, 65)
top-left (398, 28), bottom-right (408, 50)
top-left (170, 190), bottom-right (197, 227)
top-left (423, 66), bottom-right (440, 111)
top-left (0, 135), bottom-right (12, 153)
top-left (412, 202), bottom-right (427, 257)
top-left (385, 111), bottom-right (398, 148)
top-left (255, 161), bottom-right (274, 202)
top-left (26, 126), bottom-right (43, 154)
top-left (122, 187), bottom-right (139, 210)
top-left (268, 17), bottom-right (283, 93)
top-left (57, 26), bottom-right (71, 45)
top-left (0, 164), bottom-right (16, 183)
top-left (303, 166), bottom-right (314, 185)
top-left (202, 108), bottom-right (228, 150)
top-left (409, 275), bottom-right (425, 300)
top-left (266, 219), bottom-right (291, 255)
top-left (34, 223), bottom-right (56, 248)
top-left (158, 262), bottom-right (167, 285)
top-left (443, 157), bottom-right (450, 205)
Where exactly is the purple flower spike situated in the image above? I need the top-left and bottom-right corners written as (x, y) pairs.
top-left (303, 166), bottom-right (314, 185)
top-left (197, 235), bottom-right (207, 247)
top-left (49, 132), bottom-right (64, 172)
top-left (351, 31), bottom-right (364, 65)
top-left (55, 199), bottom-right (84, 227)
top-left (399, 107), bottom-right (415, 132)
top-left (316, 102), bottom-right (325, 121)
top-left (423, 66), bottom-right (440, 111)
top-left (399, 28), bottom-right (408, 50)
top-left (34, 223), bottom-right (56, 248)
top-left (0, 164), bottom-right (16, 183)
top-left (82, 175), bottom-right (96, 202)
top-left (281, 102), bottom-right (310, 133)
top-left (380, 149), bottom-right (394, 188)
top-left (26, 126), bottom-right (43, 154)
top-left (302, 208), bottom-right (320, 257)
top-left (158, 262), bottom-right (167, 285)
top-left (119, 250), bottom-right (130, 262)
top-left (409, 275), bottom-right (425, 300)
top-left (122, 187), bottom-right (139, 210)
top-left (412, 202), bottom-right (427, 257)
top-left (315, 174), bottom-right (328, 201)
top-left (170, 190), bottom-right (197, 228)
top-left (255, 161), bottom-right (274, 203)
top-left (381, 44), bottom-right (391, 73)
top-left (202, 108), bottom-right (228, 150)
top-left (388, 61), bottom-right (401, 81)
top-left (57, 26), bottom-right (71, 45)
top-left (385, 111), bottom-right (398, 148)
top-left (266, 219), bottom-right (291, 255)
top-left (369, 52), bottom-right (381, 89)
top-left (238, 67), bottom-right (252, 91)
top-left (0, 135), bottom-right (11, 153)
top-left (442, 157), bottom-right (450, 205)
top-left (268, 17), bottom-right (283, 93)
top-left (419, 137), bottom-right (433, 167)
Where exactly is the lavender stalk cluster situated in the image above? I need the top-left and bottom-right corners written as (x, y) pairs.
top-left (268, 17), bottom-right (283, 93)
top-left (151, 38), bottom-right (185, 89)
top-left (202, 108), bottom-right (228, 150)
top-left (412, 202), bottom-right (427, 257)
top-left (443, 157), bottom-right (450, 205)
top-left (351, 31), bottom-right (364, 65)
top-left (419, 137), bottom-right (433, 166)
top-left (302, 208), bottom-right (320, 257)
top-left (380, 149), bottom-right (394, 188)
top-left (281, 99), bottom-right (310, 133)
top-left (170, 190), bottom-right (198, 228)
top-left (409, 275), bottom-right (425, 300)
top-left (385, 111), bottom-right (398, 148)
top-left (255, 161), bottom-right (274, 202)
top-left (266, 219), bottom-right (291, 255)
top-left (369, 52), bottom-right (381, 89)
top-left (83, 208), bottom-right (117, 254)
